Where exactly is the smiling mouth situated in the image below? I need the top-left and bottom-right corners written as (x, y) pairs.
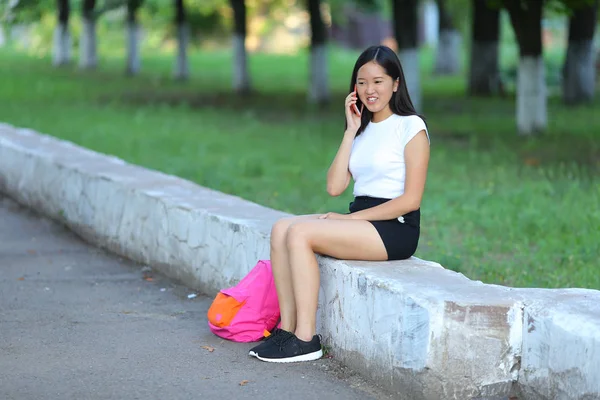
top-left (366, 97), bottom-right (378, 104)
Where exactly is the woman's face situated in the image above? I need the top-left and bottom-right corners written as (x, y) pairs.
top-left (356, 61), bottom-right (398, 114)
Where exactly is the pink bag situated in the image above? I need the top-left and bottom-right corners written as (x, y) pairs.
top-left (207, 260), bottom-right (280, 342)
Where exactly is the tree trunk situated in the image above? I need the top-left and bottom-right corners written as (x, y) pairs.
top-left (79, 0), bottom-right (97, 69)
top-left (0, 24), bottom-right (6, 47)
top-left (468, 0), bottom-right (502, 96)
top-left (126, 0), bottom-right (143, 76)
top-left (53, 0), bottom-right (72, 66)
top-left (230, 0), bottom-right (251, 94)
top-left (504, 0), bottom-right (546, 135)
top-left (393, 0), bottom-right (421, 112)
top-left (307, 0), bottom-right (329, 104)
top-left (562, 0), bottom-right (598, 105)
top-left (173, 0), bottom-right (189, 80)
top-left (434, 0), bottom-right (460, 75)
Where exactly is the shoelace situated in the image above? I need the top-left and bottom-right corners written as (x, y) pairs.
top-left (264, 328), bottom-right (282, 341)
top-left (272, 331), bottom-right (295, 351)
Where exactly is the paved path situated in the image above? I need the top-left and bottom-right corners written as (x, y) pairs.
top-left (0, 195), bottom-right (393, 400)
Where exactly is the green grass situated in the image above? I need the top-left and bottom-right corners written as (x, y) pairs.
top-left (0, 44), bottom-right (598, 290)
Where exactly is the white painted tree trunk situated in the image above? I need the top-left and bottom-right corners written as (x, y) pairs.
top-left (52, 23), bottom-right (72, 66)
top-left (421, 0), bottom-right (439, 47)
top-left (398, 49), bottom-right (422, 112)
top-left (173, 23), bottom-right (189, 80)
top-left (308, 43), bottom-right (329, 103)
top-left (434, 29), bottom-right (461, 75)
top-left (0, 24), bottom-right (6, 47)
top-left (126, 22), bottom-right (141, 75)
top-left (10, 24), bottom-right (32, 48)
top-left (563, 39), bottom-right (596, 104)
top-left (517, 56), bottom-right (546, 135)
top-left (233, 34), bottom-right (250, 93)
top-left (79, 18), bottom-right (97, 69)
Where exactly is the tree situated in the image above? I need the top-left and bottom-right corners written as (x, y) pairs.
top-left (173, 0), bottom-right (189, 80)
top-left (392, 0), bottom-right (421, 112)
top-left (562, 0), bottom-right (598, 104)
top-left (126, 0), bottom-right (143, 75)
top-left (230, 0), bottom-right (250, 94)
top-left (434, 0), bottom-right (461, 75)
top-left (53, 0), bottom-right (72, 66)
top-left (504, 0), bottom-right (546, 135)
top-left (307, 0), bottom-right (329, 104)
top-left (80, 0), bottom-right (97, 69)
top-left (468, 0), bottom-right (502, 96)
top-left (1, 0), bottom-right (55, 26)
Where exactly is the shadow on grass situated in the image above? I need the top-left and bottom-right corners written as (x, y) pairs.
top-left (99, 88), bottom-right (600, 174)
top-left (100, 89), bottom-right (338, 118)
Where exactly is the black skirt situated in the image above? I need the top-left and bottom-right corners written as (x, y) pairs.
top-left (349, 196), bottom-right (420, 261)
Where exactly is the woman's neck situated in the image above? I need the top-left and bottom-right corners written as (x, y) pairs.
top-left (371, 106), bottom-right (393, 123)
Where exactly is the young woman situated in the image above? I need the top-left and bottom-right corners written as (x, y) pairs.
top-left (249, 45), bottom-right (430, 363)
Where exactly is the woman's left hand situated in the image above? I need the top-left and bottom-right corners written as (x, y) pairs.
top-left (319, 212), bottom-right (353, 220)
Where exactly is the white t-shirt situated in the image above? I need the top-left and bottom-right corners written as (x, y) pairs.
top-left (349, 114), bottom-right (429, 199)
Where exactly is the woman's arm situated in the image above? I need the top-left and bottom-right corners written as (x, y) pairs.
top-left (350, 130), bottom-right (430, 220)
top-left (327, 89), bottom-right (363, 197)
top-left (326, 131), bottom-right (355, 196)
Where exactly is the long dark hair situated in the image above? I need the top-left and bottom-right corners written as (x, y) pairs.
top-left (346, 45), bottom-right (425, 136)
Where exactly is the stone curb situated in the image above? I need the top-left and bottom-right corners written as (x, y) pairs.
top-left (1, 123), bottom-right (599, 399)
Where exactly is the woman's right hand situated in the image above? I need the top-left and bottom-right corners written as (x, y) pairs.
top-left (345, 90), bottom-right (362, 136)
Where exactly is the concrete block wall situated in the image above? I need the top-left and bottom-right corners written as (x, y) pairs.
top-left (1, 123), bottom-right (599, 399)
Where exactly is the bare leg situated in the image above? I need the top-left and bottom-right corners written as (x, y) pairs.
top-left (269, 215), bottom-right (321, 332)
top-left (285, 219), bottom-right (387, 342)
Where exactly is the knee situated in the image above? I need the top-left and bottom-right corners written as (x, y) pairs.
top-left (270, 218), bottom-right (292, 249)
top-left (285, 223), bottom-right (311, 250)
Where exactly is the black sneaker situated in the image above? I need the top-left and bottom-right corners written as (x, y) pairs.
top-left (248, 329), bottom-right (291, 357)
top-left (255, 334), bottom-right (323, 363)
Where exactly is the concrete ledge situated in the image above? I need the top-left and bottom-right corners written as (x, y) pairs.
top-left (519, 291), bottom-right (600, 399)
top-left (1, 123), bottom-right (599, 399)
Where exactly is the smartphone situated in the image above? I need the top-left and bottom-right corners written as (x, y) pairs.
top-left (352, 84), bottom-right (361, 116)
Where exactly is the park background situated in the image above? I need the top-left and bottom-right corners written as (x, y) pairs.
top-left (0, 0), bottom-right (598, 290)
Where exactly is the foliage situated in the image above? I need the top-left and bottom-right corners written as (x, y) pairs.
top-left (352, 0), bottom-right (383, 14)
top-left (0, 45), bottom-right (598, 289)
top-left (1, 0), bottom-right (54, 24)
top-left (3, 0), bottom-right (597, 27)
top-left (1, 0), bottom-right (302, 38)
top-left (547, 0), bottom-right (597, 15)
